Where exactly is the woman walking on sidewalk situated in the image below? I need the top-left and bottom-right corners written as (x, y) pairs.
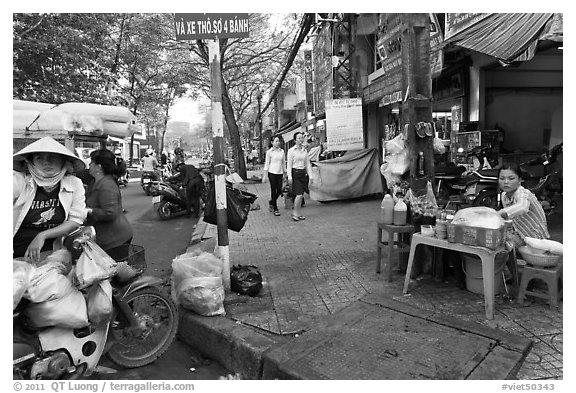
top-left (262, 136), bottom-right (286, 216)
top-left (287, 132), bottom-right (312, 222)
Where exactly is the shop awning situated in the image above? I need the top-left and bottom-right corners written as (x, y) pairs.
top-left (444, 13), bottom-right (561, 63)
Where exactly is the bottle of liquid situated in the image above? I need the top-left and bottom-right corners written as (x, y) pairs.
top-left (380, 194), bottom-right (395, 224)
top-left (418, 152), bottom-right (425, 176)
top-left (393, 198), bottom-right (408, 226)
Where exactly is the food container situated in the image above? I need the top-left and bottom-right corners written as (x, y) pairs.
top-left (446, 223), bottom-right (506, 250)
top-left (421, 225), bottom-right (435, 237)
top-left (518, 246), bottom-right (561, 267)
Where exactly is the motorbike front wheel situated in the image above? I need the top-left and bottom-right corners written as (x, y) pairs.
top-left (107, 287), bottom-right (178, 368)
top-left (157, 200), bottom-right (174, 220)
top-left (473, 189), bottom-right (499, 209)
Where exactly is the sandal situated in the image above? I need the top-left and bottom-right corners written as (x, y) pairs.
top-left (291, 215), bottom-right (300, 221)
top-left (274, 211), bottom-right (280, 216)
top-left (298, 216), bottom-right (306, 220)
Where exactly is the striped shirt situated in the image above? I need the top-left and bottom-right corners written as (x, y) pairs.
top-left (501, 185), bottom-right (549, 240)
top-left (287, 145), bottom-right (312, 179)
top-left (263, 147), bottom-right (286, 175)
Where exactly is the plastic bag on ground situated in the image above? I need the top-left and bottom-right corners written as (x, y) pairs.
top-left (230, 265), bottom-right (263, 296)
top-left (25, 273), bottom-right (89, 328)
top-left (171, 251), bottom-right (225, 316)
top-left (174, 277), bottom-right (225, 316)
top-left (13, 260), bottom-right (34, 310)
top-left (172, 251), bottom-right (223, 282)
top-left (86, 280), bottom-right (113, 325)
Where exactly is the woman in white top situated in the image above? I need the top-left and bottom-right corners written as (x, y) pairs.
top-left (287, 132), bottom-right (312, 222)
top-left (262, 136), bottom-right (286, 216)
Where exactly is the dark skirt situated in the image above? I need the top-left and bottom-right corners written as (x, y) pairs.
top-left (291, 168), bottom-right (309, 196)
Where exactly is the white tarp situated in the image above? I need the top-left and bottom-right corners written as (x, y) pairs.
top-left (13, 100), bottom-right (136, 138)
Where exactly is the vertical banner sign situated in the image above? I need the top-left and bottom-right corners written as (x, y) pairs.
top-left (325, 98), bottom-right (364, 151)
top-left (304, 50), bottom-right (314, 113)
top-left (173, 13), bottom-right (250, 290)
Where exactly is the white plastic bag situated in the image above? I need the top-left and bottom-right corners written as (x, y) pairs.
top-left (24, 262), bottom-right (72, 303)
top-left (175, 277), bottom-right (226, 316)
top-left (171, 251), bottom-right (225, 316)
top-left (524, 237), bottom-right (563, 255)
top-left (75, 241), bottom-right (118, 289)
top-left (385, 133), bottom-right (406, 155)
top-left (13, 260), bottom-right (34, 310)
top-left (390, 150), bottom-right (410, 175)
top-left (25, 275), bottom-right (89, 328)
top-left (433, 137), bottom-right (446, 154)
top-left (86, 280), bottom-right (113, 325)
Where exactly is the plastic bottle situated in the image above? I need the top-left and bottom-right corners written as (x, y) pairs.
top-left (418, 152), bottom-right (425, 176)
top-left (393, 198), bottom-right (408, 225)
top-left (380, 194), bottom-right (395, 224)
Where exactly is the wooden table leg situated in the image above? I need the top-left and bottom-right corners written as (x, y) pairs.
top-left (480, 253), bottom-right (496, 320)
top-left (403, 239), bottom-right (419, 294)
top-left (386, 232), bottom-right (394, 282)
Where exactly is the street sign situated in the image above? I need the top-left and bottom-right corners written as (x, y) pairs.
top-left (174, 13), bottom-right (249, 40)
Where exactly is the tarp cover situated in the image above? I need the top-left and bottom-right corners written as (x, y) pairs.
top-left (309, 148), bottom-right (383, 202)
top-left (444, 13), bottom-right (558, 63)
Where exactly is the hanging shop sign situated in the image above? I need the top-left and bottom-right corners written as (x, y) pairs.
top-left (174, 13), bottom-right (249, 39)
top-left (378, 90), bottom-right (403, 107)
top-left (376, 14), bottom-right (403, 76)
top-left (429, 13), bottom-right (444, 78)
top-left (312, 27), bottom-right (333, 116)
top-left (325, 98), bottom-right (364, 151)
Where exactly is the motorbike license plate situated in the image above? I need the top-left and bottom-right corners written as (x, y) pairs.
top-left (142, 178), bottom-right (151, 183)
top-left (152, 196), bottom-right (161, 204)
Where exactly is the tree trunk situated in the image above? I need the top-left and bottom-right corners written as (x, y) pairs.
top-left (221, 77), bottom-right (248, 180)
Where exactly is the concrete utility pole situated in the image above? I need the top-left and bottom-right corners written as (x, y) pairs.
top-left (401, 13), bottom-right (434, 192)
top-left (208, 39), bottom-right (230, 290)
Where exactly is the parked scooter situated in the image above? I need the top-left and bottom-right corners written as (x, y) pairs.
top-left (13, 226), bottom-right (178, 379)
top-left (151, 179), bottom-right (188, 220)
top-left (140, 171), bottom-right (157, 196)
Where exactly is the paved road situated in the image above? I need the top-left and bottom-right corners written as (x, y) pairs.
top-left (91, 183), bottom-right (232, 380)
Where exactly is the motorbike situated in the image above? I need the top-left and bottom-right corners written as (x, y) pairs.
top-left (117, 172), bottom-right (129, 188)
top-left (13, 226), bottom-right (178, 379)
top-left (140, 171), bottom-right (158, 196)
top-left (151, 179), bottom-right (188, 220)
top-left (435, 145), bottom-right (499, 209)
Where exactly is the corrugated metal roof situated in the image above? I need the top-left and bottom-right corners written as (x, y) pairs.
top-left (445, 13), bottom-right (555, 63)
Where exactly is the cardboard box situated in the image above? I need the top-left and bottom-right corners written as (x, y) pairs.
top-left (447, 223), bottom-right (506, 250)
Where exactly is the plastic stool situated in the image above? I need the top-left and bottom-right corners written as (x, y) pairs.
top-left (376, 223), bottom-right (414, 282)
top-left (517, 263), bottom-right (563, 309)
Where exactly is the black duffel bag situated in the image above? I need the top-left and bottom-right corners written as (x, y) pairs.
top-left (203, 184), bottom-right (257, 232)
top-left (230, 265), bottom-right (262, 296)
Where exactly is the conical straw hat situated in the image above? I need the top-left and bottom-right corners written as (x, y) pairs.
top-left (13, 136), bottom-right (86, 173)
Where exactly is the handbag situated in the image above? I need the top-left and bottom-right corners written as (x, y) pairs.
top-left (203, 184), bottom-right (257, 232)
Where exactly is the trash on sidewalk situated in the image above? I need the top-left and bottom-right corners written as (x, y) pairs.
top-left (171, 251), bottom-right (226, 317)
top-left (230, 265), bottom-right (263, 296)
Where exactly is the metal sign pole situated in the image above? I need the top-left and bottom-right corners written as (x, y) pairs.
top-left (208, 39), bottom-right (230, 290)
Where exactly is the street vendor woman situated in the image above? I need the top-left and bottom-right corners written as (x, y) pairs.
top-left (497, 162), bottom-right (550, 250)
top-left (13, 137), bottom-right (87, 264)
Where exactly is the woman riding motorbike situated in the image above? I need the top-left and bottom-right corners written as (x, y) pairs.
top-left (13, 137), bottom-right (87, 264)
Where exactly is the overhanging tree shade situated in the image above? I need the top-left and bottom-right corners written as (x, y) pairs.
top-left (443, 13), bottom-right (562, 63)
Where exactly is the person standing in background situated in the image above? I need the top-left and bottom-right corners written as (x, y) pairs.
top-left (262, 136), bottom-right (286, 216)
top-left (287, 132), bottom-right (312, 222)
top-left (85, 149), bottom-right (133, 251)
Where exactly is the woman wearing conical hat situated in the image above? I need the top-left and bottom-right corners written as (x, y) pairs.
top-left (13, 137), bottom-right (87, 264)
